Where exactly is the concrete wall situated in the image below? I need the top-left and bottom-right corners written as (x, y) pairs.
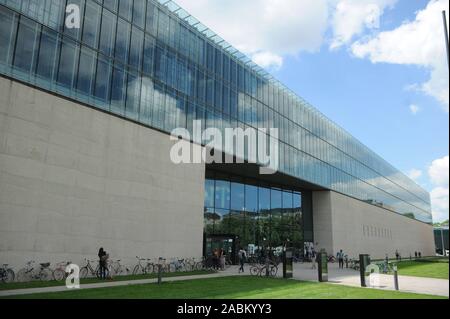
top-left (313, 190), bottom-right (435, 259)
top-left (0, 77), bottom-right (205, 271)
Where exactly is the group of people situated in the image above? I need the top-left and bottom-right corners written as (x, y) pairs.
top-left (212, 248), bottom-right (226, 270)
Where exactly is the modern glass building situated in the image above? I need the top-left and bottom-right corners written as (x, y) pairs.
top-left (0, 0), bottom-right (435, 266)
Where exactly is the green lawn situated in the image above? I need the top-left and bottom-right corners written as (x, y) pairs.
top-left (1, 276), bottom-right (445, 299)
top-left (0, 270), bottom-right (215, 291)
top-left (396, 259), bottom-right (449, 279)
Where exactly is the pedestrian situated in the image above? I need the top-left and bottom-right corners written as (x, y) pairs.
top-left (337, 249), bottom-right (345, 269)
top-left (98, 247), bottom-right (108, 279)
top-left (418, 252), bottom-right (422, 258)
top-left (395, 250), bottom-right (399, 261)
top-left (414, 251), bottom-right (418, 258)
top-left (311, 249), bottom-right (316, 269)
top-left (238, 247), bottom-right (247, 273)
top-left (220, 249), bottom-right (225, 271)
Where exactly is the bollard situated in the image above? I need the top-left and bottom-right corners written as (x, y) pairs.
top-left (158, 264), bottom-right (162, 285)
top-left (393, 264), bottom-right (399, 290)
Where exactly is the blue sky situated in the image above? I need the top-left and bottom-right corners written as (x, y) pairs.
top-left (176, 0), bottom-right (449, 222)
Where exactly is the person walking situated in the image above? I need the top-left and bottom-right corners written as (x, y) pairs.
top-left (395, 250), bottom-right (400, 261)
top-left (238, 247), bottom-right (247, 273)
top-left (337, 249), bottom-right (344, 269)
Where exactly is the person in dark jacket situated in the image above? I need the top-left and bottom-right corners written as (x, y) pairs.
top-left (98, 247), bottom-right (107, 279)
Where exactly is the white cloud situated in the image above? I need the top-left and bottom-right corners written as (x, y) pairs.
top-left (408, 168), bottom-right (422, 181)
top-left (431, 187), bottom-right (449, 222)
top-left (330, 0), bottom-right (397, 49)
top-left (251, 51), bottom-right (283, 70)
top-left (409, 104), bottom-right (420, 115)
top-left (428, 155), bottom-right (449, 222)
top-left (175, 0), bottom-right (330, 64)
top-left (351, 0), bottom-right (450, 111)
top-left (428, 155), bottom-right (449, 186)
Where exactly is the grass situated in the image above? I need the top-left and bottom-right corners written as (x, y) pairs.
top-left (1, 276), bottom-right (445, 299)
top-left (0, 270), bottom-right (215, 291)
top-left (395, 259), bottom-right (449, 279)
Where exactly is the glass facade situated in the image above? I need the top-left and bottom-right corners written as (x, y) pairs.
top-left (0, 0), bottom-right (431, 223)
top-left (204, 171), bottom-right (309, 255)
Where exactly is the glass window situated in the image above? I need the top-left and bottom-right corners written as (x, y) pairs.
top-left (13, 16), bottom-right (39, 74)
top-left (271, 188), bottom-right (282, 209)
top-left (94, 55), bottom-right (112, 103)
top-left (205, 179), bottom-right (215, 208)
top-left (110, 64), bottom-right (126, 115)
top-left (245, 184), bottom-right (258, 213)
top-left (82, 0), bottom-right (100, 49)
top-left (36, 27), bottom-right (59, 82)
top-left (215, 179), bottom-right (230, 210)
top-left (57, 37), bottom-right (79, 89)
top-left (99, 9), bottom-right (116, 57)
top-left (145, 0), bottom-right (158, 36)
top-left (139, 76), bottom-right (154, 125)
top-left (230, 181), bottom-right (244, 211)
top-left (129, 26), bottom-right (143, 70)
top-left (142, 34), bottom-right (154, 75)
top-left (118, 0), bottom-right (132, 21)
top-left (132, 0), bottom-right (145, 29)
top-left (115, 18), bottom-right (130, 63)
top-left (76, 46), bottom-right (96, 95)
top-left (259, 186), bottom-right (270, 212)
top-left (0, 6), bottom-right (17, 66)
top-left (283, 191), bottom-right (293, 209)
top-left (125, 69), bottom-right (140, 120)
top-left (103, 0), bottom-right (118, 12)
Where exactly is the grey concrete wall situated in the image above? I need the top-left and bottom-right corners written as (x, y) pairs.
top-left (313, 191), bottom-right (435, 259)
top-left (0, 78), bottom-right (205, 271)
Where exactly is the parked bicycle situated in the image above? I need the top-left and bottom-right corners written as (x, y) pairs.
top-left (133, 256), bottom-right (156, 275)
top-left (0, 264), bottom-right (15, 283)
top-left (108, 259), bottom-right (130, 277)
top-left (53, 261), bottom-right (71, 281)
top-left (169, 258), bottom-right (188, 272)
top-left (16, 261), bottom-right (53, 282)
top-left (79, 259), bottom-right (100, 279)
top-left (249, 259), bottom-right (278, 277)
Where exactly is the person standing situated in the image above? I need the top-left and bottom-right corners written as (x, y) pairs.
top-left (98, 247), bottom-right (107, 279)
top-left (395, 250), bottom-right (400, 261)
top-left (337, 249), bottom-right (344, 269)
top-left (238, 247), bottom-right (247, 273)
top-left (311, 249), bottom-right (317, 269)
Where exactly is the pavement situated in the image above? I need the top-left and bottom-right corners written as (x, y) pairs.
top-left (1, 262), bottom-right (448, 298)
top-left (223, 262), bottom-right (449, 297)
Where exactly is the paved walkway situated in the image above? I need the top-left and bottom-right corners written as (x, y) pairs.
top-left (1, 263), bottom-right (448, 298)
top-left (223, 262), bottom-right (449, 297)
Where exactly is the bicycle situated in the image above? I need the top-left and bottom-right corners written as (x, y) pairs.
top-left (53, 261), bottom-right (71, 281)
top-left (169, 258), bottom-right (187, 272)
top-left (16, 261), bottom-right (53, 282)
top-left (108, 259), bottom-right (130, 277)
top-left (249, 259), bottom-right (278, 277)
top-left (80, 259), bottom-right (100, 279)
top-left (133, 256), bottom-right (153, 275)
top-left (0, 264), bottom-right (15, 283)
